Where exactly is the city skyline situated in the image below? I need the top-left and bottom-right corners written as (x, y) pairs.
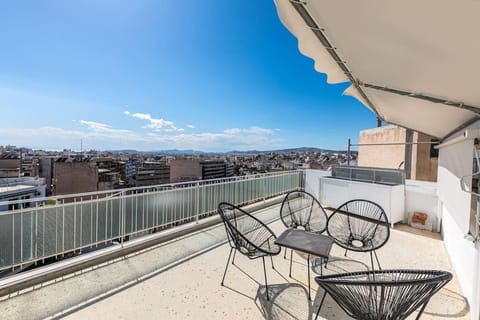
top-left (0, 1), bottom-right (375, 152)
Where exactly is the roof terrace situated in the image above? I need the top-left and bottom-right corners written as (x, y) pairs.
top-left (0, 194), bottom-right (469, 319)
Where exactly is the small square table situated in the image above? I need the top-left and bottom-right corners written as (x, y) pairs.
top-left (275, 229), bottom-right (334, 300)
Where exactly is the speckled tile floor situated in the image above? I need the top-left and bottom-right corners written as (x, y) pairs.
top-left (0, 204), bottom-right (470, 320)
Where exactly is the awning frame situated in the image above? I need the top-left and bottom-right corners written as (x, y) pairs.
top-left (287, 0), bottom-right (480, 141)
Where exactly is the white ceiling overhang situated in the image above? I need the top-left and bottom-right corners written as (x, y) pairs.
top-left (274, 0), bottom-right (480, 139)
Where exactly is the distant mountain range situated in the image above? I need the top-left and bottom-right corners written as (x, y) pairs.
top-left (107, 147), bottom-right (357, 155)
top-left (227, 147), bottom-right (357, 155)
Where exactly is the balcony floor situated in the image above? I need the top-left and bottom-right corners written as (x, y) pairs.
top-left (1, 203), bottom-right (470, 320)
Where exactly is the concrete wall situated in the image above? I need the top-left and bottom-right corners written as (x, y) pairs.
top-left (437, 124), bottom-right (480, 320)
top-left (358, 125), bottom-right (406, 169)
top-left (54, 162), bottom-right (98, 195)
top-left (411, 132), bottom-right (438, 182)
top-left (304, 169), bottom-right (330, 199)
top-left (442, 205), bottom-right (479, 320)
top-left (405, 179), bottom-right (439, 231)
top-left (358, 125), bottom-right (438, 182)
top-left (0, 159), bottom-right (21, 178)
top-left (39, 157), bottom-right (54, 195)
top-left (170, 160), bottom-right (202, 183)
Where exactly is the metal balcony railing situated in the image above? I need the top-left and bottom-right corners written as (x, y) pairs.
top-left (331, 165), bottom-right (405, 185)
top-left (0, 171), bottom-right (304, 272)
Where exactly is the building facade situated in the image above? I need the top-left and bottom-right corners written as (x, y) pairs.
top-left (0, 152), bottom-right (21, 178)
top-left (170, 159), bottom-right (230, 183)
top-left (135, 161), bottom-right (170, 187)
top-left (0, 177), bottom-right (46, 211)
top-left (53, 158), bottom-right (98, 195)
top-left (358, 125), bottom-right (438, 182)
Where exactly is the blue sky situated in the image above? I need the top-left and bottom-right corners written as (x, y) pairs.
top-left (0, 1), bottom-right (375, 152)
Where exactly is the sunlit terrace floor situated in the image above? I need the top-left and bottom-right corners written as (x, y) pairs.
top-left (1, 202), bottom-right (470, 320)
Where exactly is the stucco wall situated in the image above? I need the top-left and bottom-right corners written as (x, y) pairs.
top-left (411, 132), bottom-right (438, 182)
top-left (170, 159), bottom-right (202, 183)
top-left (358, 125), bottom-right (406, 169)
top-left (54, 162), bottom-right (98, 195)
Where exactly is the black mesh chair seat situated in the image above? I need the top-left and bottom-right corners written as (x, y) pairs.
top-left (235, 222), bottom-right (281, 258)
top-left (327, 199), bottom-right (390, 270)
top-left (218, 202), bottom-right (281, 300)
top-left (280, 191), bottom-right (328, 233)
top-left (280, 191), bottom-right (329, 279)
top-left (315, 269), bottom-right (452, 320)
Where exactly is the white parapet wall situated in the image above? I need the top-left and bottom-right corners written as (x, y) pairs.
top-left (304, 169), bottom-right (330, 198)
top-left (405, 179), bottom-right (439, 232)
top-left (306, 168), bottom-right (441, 231)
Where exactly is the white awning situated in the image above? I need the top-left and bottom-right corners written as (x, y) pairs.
top-left (274, 0), bottom-right (480, 139)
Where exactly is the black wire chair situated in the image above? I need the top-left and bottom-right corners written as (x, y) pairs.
top-left (280, 191), bottom-right (329, 274)
top-left (314, 269), bottom-right (453, 320)
top-left (218, 202), bottom-right (281, 300)
top-left (280, 190), bottom-right (328, 234)
top-left (327, 199), bottom-right (389, 270)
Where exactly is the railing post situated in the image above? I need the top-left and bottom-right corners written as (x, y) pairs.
top-left (62, 199), bottom-right (65, 257)
top-left (20, 205), bottom-right (23, 268)
top-left (195, 182), bottom-right (200, 224)
top-left (35, 202), bottom-right (38, 264)
top-left (347, 138), bottom-right (351, 167)
top-left (12, 211), bottom-right (15, 270)
top-left (263, 175), bottom-right (266, 202)
top-left (73, 197), bottom-right (76, 251)
top-left (121, 191), bottom-right (125, 248)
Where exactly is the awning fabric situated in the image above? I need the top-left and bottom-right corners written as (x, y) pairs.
top-left (274, 0), bottom-right (480, 139)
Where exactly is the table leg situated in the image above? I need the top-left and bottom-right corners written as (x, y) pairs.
top-left (307, 255), bottom-right (311, 300)
top-left (289, 249), bottom-right (293, 277)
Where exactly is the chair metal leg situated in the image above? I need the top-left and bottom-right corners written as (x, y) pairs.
top-left (307, 255), bottom-right (311, 300)
top-left (369, 251), bottom-right (375, 271)
top-left (232, 249), bottom-right (237, 265)
top-left (344, 247), bottom-right (348, 257)
top-left (315, 291), bottom-right (328, 320)
top-left (262, 256), bottom-right (270, 301)
top-left (373, 250), bottom-right (382, 270)
top-left (289, 249), bottom-right (293, 277)
top-left (221, 247), bottom-right (234, 286)
top-left (283, 247), bottom-right (287, 259)
top-left (270, 255), bottom-right (275, 269)
top-left (415, 299), bottom-right (430, 320)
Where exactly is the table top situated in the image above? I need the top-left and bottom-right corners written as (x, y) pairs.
top-left (275, 229), bottom-right (334, 258)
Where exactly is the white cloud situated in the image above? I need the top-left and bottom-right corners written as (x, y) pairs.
top-left (246, 126), bottom-right (274, 135)
top-left (0, 123), bottom-right (282, 152)
top-left (124, 111), bottom-right (180, 132)
top-left (79, 120), bottom-right (130, 133)
top-left (186, 124), bottom-right (195, 129)
top-left (224, 128), bottom-right (241, 135)
top-left (145, 125), bottom-right (282, 151)
top-left (223, 126), bottom-right (274, 135)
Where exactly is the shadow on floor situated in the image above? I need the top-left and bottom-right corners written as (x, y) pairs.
top-left (257, 283), bottom-right (312, 320)
top-left (311, 256), bottom-right (369, 275)
top-left (422, 287), bottom-right (470, 319)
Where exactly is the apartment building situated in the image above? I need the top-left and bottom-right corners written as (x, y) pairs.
top-left (135, 161), bottom-right (170, 187)
top-left (358, 125), bottom-right (438, 182)
top-left (53, 157), bottom-right (98, 195)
